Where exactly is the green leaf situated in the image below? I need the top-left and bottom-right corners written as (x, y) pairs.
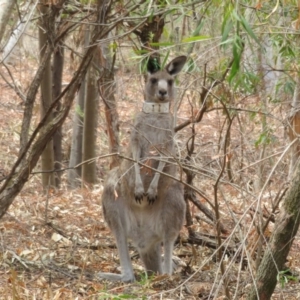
top-left (186, 57), bottom-right (197, 72)
top-left (232, 10), bottom-right (241, 22)
top-left (182, 35), bottom-right (210, 43)
top-left (161, 51), bottom-right (170, 69)
top-left (228, 37), bottom-right (244, 83)
top-left (283, 80), bottom-right (295, 95)
top-left (239, 14), bottom-right (261, 46)
top-left (75, 104), bottom-right (84, 118)
top-left (149, 42), bottom-right (174, 47)
top-left (193, 19), bottom-right (204, 36)
top-left (221, 18), bottom-right (233, 44)
top-left (109, 41), bottom-right (118, 52)
top-left (117, 294), bottom-right (138, 299)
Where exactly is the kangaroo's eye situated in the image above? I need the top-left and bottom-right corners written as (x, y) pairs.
top-left (168, 79), bottom-right (173, 86)
top-left (150, 78), bottom-right (158, 84)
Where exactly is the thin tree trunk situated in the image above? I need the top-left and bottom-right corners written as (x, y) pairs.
top-left (52, 41), bottom-right (64, 187)
top-left (247, 160), bottom-right (300, 299)
top-left (68, 26), bottom-right (89, 188)
top-left (82, 48), bottom-right (98, 185)
top-left (0, 0), bottom-right (15, 45)
top-left (99, 38), bottom-right (119, 169)
top-left (39, 2), bottom-right (55, 188)
top-left (134, 6), bottom-right (165, 67)
top-left (1, 2), bottom-right (35, 64)
top-left (287, 75), bottom-right (300, 178)
top-left (67, 83), bottom-right (85, 188)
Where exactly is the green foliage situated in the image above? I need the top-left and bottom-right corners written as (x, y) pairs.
top-left (137, 52), bottom-right (172, 74)
top-left (186, 57), bottom-right (199, 72)
top-left (161, 51), bottom-right (170, 69)
top-left (149, 41), bottom-right (174, 47)
top-left (255, 129), bottom-right (275, 148)
top-left (182, 35), bottom-right (210, 43)
top-left (238, 13), bottom-right (260, 46)
top-left (272, 33), bottom-right (296, 59)
top-left (75, 104), bottom-right (84, 118)
top-left (228, 35), bottom-right (244, 83)
top-left (137, 271), bottom-right (153, 286)
top-left (79, 0), bottom-right (97, 4)
top-left (275, 78), bottom-right (296, 99)
top-left (110, 41), bottom-right (118, 53)
top-left (220, 3), bottom-right (261, 84)
top-left (221, 18), bottom-right (233, 47)
top-left (283, 80), bottom-right (296, 95)
top-left (232, 70), bottom-right (259, 94)
top-left (277, 269), bottom-right (298, 288)
top-left (98, 293), bottom-right (142, 300)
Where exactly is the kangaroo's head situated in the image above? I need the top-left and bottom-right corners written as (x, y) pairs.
top-left (144, 56), bottom-right (187, 103)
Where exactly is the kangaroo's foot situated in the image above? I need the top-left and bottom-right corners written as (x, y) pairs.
top-left (98, 271), bottom-right (135, 283)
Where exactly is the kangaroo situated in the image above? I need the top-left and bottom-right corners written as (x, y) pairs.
top-left (99, 56), bottom-right (187, 282)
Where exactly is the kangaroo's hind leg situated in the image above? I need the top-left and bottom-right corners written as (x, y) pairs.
top-left (99, 197), bottom-right (135, 282)
top-left (161, 182), bottom-right (186, 274)
top-left (139, 242), bottom-right (162, 276)
top-left (98, 230), bottom-right (135, 282)
top-left (99, 169), bottom-right (135, 282)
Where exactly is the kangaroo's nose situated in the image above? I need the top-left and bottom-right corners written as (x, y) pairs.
top-left (159, 90), bottom-right (167, 97)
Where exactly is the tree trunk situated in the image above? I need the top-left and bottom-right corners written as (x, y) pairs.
top-left (38, 2), bottom-right (55, 188)
top-left (0, 8), bottom-right (106, 218)
top-left (82, 48), bottom-right (98, 185)
top-left (81, 0), bottom-right (113, 184)
top-left (67, 82), bottom-right (85, 188)
top-left (134, 7), bottom-right (165, 69)
top-left (287, 75), bottom-right (300, 178)
top-left (247, 160), bottom-right (300, 299)
top-left (0, 0), bottom-right (15, 45)
top-left (68, 25), bottom-right (89, 188)
top-left (2, 2), bottom-right (35, 64)
top-left (99, 37), bottom-right (119, 169)
top-left (52, 41), bottom-right (64, 187)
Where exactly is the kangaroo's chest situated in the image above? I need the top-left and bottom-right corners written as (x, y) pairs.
top-left (131, 113), bottom-right (174, 151)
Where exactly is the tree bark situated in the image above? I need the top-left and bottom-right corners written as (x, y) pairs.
top-left (247, 161), bottom-right (300, 299)
top-left (2, 2), bottom-right (35, 64)
top-left (0, 0), bottom-right (15, 45)
top-left (68, 25), bottom-right (89, 188)
top-left (134, 6), bottom-right (165, 70)
top-left (287, 75), bottom-right (300, 178)
top-left (82, 49), bottom-right (98, 185)
top-left (52, 41), bottom-right (64, 187)
top-left (99, 40), bottom-right (119, 169)
top-left (38, 1), bottom-right (55, 188)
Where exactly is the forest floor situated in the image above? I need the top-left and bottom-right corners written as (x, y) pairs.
top-left (1, 55), bottom-right (300, 300)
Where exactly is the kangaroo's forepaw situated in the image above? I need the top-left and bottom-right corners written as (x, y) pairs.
top-left (146, 186), bottom-right (158, 204)
top-left (147, 194), bottom-right (157, 205)
top-left (134, 186), bottom-right (145, 203)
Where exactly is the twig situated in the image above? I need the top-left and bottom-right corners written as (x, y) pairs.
top-left (44, 186), bottom-right (50, 224)
top-left (175, 58), bottom-right (234, 133)
top-left (189, 193), bottom-right (228, 234)
top-left (212, 98), bottom-right (233, 299)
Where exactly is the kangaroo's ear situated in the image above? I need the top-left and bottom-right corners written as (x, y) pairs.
top-left (147, 57), bottom-right (161, 74)
top-left (165, 56), bottom-right (187, 76)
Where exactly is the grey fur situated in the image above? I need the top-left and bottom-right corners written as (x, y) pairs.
top-left (99, 56), bottom-right (187, 282)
